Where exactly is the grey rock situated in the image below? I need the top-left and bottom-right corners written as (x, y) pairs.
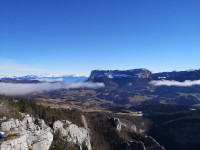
top-left (131, 125), bottom-right (137, 132)
top-left (53, 120), bottom-right (92, 150)
top-left (32, 132), bottom-right (53, 150)
top-left (0, 114), bottom-right (53, 150)
top-left (0, 135), bottom-right (28, 150)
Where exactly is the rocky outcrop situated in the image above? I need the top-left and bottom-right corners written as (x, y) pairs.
top-left (0, 114), bottom-right (53, 150)
top-left (0, 135), bottom-right (28, 150)
top-left (108, 118), bottom-right (122, 131)
top-left (53, 120), bottom-right (92, 150)
top-left (0, 113), bottom-right (92, 150)
top-left (106, 118), bottom-right (165, 150)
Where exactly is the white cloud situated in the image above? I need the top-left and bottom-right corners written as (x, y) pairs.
top-left (150, 80), bottom-right (200, 87)
top-left (0, 82), bottom-right (105, 96)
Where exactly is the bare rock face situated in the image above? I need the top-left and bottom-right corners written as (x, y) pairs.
top-left (1, 118), bottom-right (19, 131)
top-left (131, 125), bottom-right (137, 132)
top-left (32, 132), bottom-right (53, 150)
top-left (53, 120), bottom-right (92, 150)
top-left (88, 69), bottom-right (152, 87)
top-left (0, 114), bottom-right (53, 150)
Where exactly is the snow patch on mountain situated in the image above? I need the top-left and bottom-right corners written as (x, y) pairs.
top-left (0, 74), bottom-right (89, 83)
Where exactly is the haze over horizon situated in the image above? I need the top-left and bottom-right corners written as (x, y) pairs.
top-left (1, 0), bottom-right (200, 76)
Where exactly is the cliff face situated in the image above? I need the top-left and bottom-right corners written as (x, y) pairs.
top-left (88, 69), bottom-right (152, 87)
top-left (87, 69), bottom-right (200, 87)
top-left (89, 69), bottom-right (152, 79)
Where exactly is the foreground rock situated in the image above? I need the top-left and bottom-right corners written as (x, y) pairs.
top-left (0, 114), bottom-right (53, 150)
top-left (53, 120), bottom-right (92, 150)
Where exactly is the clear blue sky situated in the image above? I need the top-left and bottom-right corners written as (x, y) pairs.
top-left (0, 0), bottom-right (200, 76)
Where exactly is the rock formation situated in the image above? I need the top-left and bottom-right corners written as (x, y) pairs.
top-left (0, 114), bottom-right (53, 150)
top-left (53, 120), bottom-right (92, 150)
top-left (0, 112), bottom-right (92, 150)
top-left (108, 118), bottom-right (122, 131)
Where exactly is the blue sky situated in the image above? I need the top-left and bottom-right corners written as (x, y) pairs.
top-left (0, 0), bottom-right (200, 76)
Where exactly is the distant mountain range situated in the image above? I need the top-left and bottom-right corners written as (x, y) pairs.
top-left (1, 68), bottom-right (200, 85)
top-left (0, 74), bottom-right (88, 83)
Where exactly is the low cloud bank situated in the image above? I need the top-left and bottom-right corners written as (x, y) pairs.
top-left (150, 80), bottom-right (200, 87)
top-left (0, 82), bottom-right (104, 96)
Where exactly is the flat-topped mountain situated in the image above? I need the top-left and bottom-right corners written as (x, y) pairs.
top-left (88, 68), bottom-right (152, 87)
top-left (88, 68), bottom-right (200, 87)
top-left (89, 68), bottom-right (152, 79)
